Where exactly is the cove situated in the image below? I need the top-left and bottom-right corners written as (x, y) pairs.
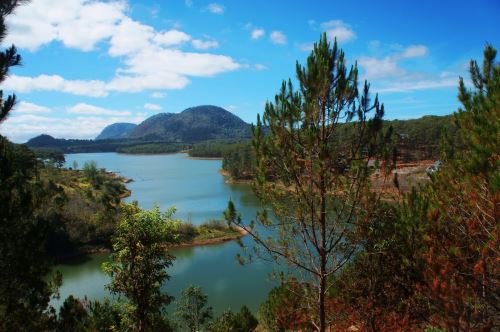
top-left (59, 152), bottom-right (275, 314)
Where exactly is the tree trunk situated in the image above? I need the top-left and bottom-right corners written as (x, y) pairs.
top-left (319, 274), bottom-right (326, 332)
top-left (319, 176), bottom-right (327, 332)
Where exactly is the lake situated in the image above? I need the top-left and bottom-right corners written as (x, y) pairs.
top-left (60, 152), bottom-right (276, 314)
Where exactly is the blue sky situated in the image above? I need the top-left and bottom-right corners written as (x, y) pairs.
top-left (0, 0), bottom-right (498, 142)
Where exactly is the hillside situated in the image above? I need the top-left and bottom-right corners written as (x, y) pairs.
top-left (96, 123), bottom-right (137, 140)
top-left (128, 105), bottom-right (251, 141)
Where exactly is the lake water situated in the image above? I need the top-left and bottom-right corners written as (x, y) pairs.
top-left (60, 153), bottom-right (276, 314)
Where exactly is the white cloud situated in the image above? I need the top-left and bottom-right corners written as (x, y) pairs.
top-left (185, 0), bottom-right (193, 7)
top-left (251, 28), bottom-right (265, 40)
top-left (67, 103), bottom-right (131, 116)
top-left (191, 38), bottom-right (219, 50)
top-left (109, 17), bottom-right (155, 56)
top-left (154, 29), bottom-right (191, 47)
top-left (151, 92), bottom-right (166, 98)
top-left (254, 63), bottom-right (268, 71)
top-left (358, 56), bottom-right (405, 80)
top-left (5, 0), bottom-right (125, 51)
top-left (3, 0), bottom-right (241, 96)
top-left (298, 42), bottom-right (314, 52)
top-left (358, 44), bottom-right (459, 93)
top-left (3, 74), bottom-right (108, 97)
top-left (377, 77), bottom-right (458, 93)
top-left (270, 31), bottom-right (286, 45)
top-left (399, 45), bottom-right (428, 58)
top-left (116, 48), bottom-right (241, 78)
top-left (225, 105), bottom-right (237, 112)
top-left (144, 103), bottom-right (162, 111)
top-left (207, 3), bottom-right (224, 14)
top-left (359, 44), bottom-right (429, 80)
top-left (320, 20), bottom-right (355, 43)
top-left (14, 101), bottom-right (51, 114)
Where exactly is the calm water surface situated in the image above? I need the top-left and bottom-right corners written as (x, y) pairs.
top-left (59, 153), bottom-right (275, 314)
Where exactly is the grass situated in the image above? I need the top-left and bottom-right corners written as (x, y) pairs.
top-left (174, 219), bottom-right (242, 245)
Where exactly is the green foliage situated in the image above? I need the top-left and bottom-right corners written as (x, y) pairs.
top-left (86, 298), bottom-right (124, 331)
top-left (41, 165), bottom-right (129, 258)
top-left (83, 160), bottom-right (100, 185)
top-left (207, 306), bottom-right (258, 332)
top-left (32, 147), bottom-right (66, 167)
top-left (175, 222), bottom-right (199, 242)
top-left (189, 140), bottom-right (246, 158)
top-left (0, 137), bottom-right (61, 330)
top-left (221, 141), bottom-right (253, 179)
top-left (103, 203), bottom-right (179, 331)
top-left (57, 295), bottom-right (88, 332)
top-left (175, 284), bottom-right (213, 332)
top-left (116, 142), bottom-right (188, 154)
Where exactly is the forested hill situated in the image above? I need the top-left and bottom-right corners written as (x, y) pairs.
top-left (26, 112), bottom-right (455, 154)
top-left (95, 123), bottom-right (137, 140)
top-left (128, 105), bottom-right (251, 141)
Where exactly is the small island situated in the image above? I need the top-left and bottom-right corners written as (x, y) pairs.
top-left (172, 220), bottom-right (247, 248)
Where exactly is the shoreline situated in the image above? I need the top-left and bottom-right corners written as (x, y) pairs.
top-left (218, 169), bottom-right (253, 184)
top-left (60, 227), bottom-right (248, 262)
top-left (186, 155), bottom-right (224, 160)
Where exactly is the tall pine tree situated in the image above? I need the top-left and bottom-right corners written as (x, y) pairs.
top-left (227, 34), bottom-right (390, 331)
top-left (0, 0), bottom-right (23, 123)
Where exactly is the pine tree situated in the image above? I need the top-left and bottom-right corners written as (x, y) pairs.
top-left (175, 284), bottom-right (213, 332)
top-left (0, 0), bottom-right (24, 123)
top-left (227, 33), bottom-right (389, 331)
top-left (422, 44), bottom-right (499, 330)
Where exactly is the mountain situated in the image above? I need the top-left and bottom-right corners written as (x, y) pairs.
top-left (26, 134), bottom-right (62, 147)
top-left (128, 105), bottom-right (251, 141)
top-left (96, 123), bottom-right (137, 140)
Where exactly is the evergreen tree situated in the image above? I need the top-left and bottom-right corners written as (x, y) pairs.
top-left (421, 44), bottom-right (499, 330)
top-left (175, 284), bottom-right (213, 332)
top-left (206, 306), bottom-right (258, 332)
top-left (228, 33), bottom-right (389, 331)
top-left (0, 0), bottom-right (24, 123)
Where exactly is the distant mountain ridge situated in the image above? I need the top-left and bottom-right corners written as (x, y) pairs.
top-left (128, 105), bottom-right (250, 141)
top-left (96, 123), bottom-right (137, 140)
top-left (93, 105), bottom-right (251, 142)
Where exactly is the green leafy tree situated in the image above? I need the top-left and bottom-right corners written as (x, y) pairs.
top-left (83, 160), bottom-right (100, 185)
top-left (228, 34), bottom-right (389, 331)
top-left (103, 202), bottom-right (179, 331)
top-left (175, 284), bottom-right (213, 332)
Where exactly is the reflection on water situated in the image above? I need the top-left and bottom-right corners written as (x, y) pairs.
top-left (57, 153), bottom-right (276, 314)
